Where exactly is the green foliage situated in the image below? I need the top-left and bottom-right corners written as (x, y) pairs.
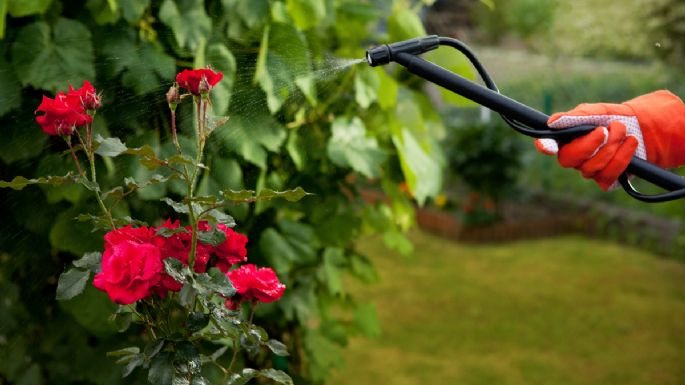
top-left (0, 0), bottom-right (460, 384)
top-left (444, 115), bottom-right (524, 202)
top-left (326, 117), bottom-right (386, 178)
top-left (11, 18), bottom-right (95, 92)
top-left (651, 0), bottom-right (685, 68)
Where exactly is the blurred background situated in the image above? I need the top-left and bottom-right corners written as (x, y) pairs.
top-left (0, 0), bottom-right (684, 384)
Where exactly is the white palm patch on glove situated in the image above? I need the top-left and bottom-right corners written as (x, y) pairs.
top-left (536, 114), bottom-right (646, 160)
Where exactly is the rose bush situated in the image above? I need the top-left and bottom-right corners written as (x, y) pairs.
top-left (0, 2), bottom-right (458, 384)
top-left (3, 70), bottom-right (299, 385)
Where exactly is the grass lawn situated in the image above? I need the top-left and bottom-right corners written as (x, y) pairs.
top-left (329, 231), bottom-right (685, 385)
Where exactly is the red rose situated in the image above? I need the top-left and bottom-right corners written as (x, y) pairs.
top-left (35, 93), bottom-right (92, 135)
top-left (66, 80), bottom-right (101, 111)
top-left (227, 264), bottom-right (286, 306)
top-left (94, 225), bottom-right (164, 304)
top-left (176, 68), bottom-right (223, 95)
top-left (154, 219), bottom-right (213, 274)
top-left (213, 224), bottom-right (248, 273)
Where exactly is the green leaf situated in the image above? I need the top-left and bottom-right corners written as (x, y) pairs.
top-left (144, 340), bottom-right (165, 361)
top-left (179, 283), bottom-right (197, 307)
top-left (375, 67), bottom-right (398, 110)
top-left (7, 0), bottom-right (52, 17)
top-left (205, 267), bottom-right (236, 297)
top-left (112, 174), bottom-right (175, 200)
top-left (383, 229), bottom-right (414, 255)
top-left (107, 347), bottom-right (141, 357)
top-left (187, 312), bottom-right (210, 333)
top-left (119, 0), bottom-right (150, 22)
top-left (215, 114), bottom-right (286, 168)
top-left (0, 55), bottom-right (21, 116)
top-left (175, 342), bottom-right (201, 374)
top-left (391, 126), bottom-right (442, 205)
top-left (86, 0), bottom-right (120, 24)
top-left (354, 303), bottom-right (381, 337)
top-left (222, 189), bottom-right (256, 202)
top-left (148, 352), bottom-right (174, 385)
top-left (101, 31), bottom-right (176, 94)
top-left (254, 23), bottom-right (311, 113)
top-left (260, 221), bottom-right (319, 275)
top-left (161, 198), bottom-right (201, 215)
top-left (266, 340), bottom-right (289, 357)
top-left (321, 248), bottom-right (344, 295)
top-left (122, 354), bottom-right (144, 377)
top-left (235, 0), bottom-right (269, 29)
top-left (163, 258), bottom-right (188, 284)
top-left (200, 209), bottom-right (235, 227)
top-left (327, 117), bottom-right (386, 178)
top-left (56, 268), bottom-right (90, 301)
top-left (155, 226), bottom-right (188, 238)
top-left (222, 187), bottom-right (313, 204)
top-left (72, 251), bottom-right (102, 271)
top-left (354, 66), bottom-right (379, 108)
top-left (227, 368), bottom-right (259, 385)
top-left (387, 6), bottom-right (426, 41)
top-left (350, 254), bottom-right (379, 283)
top-left (11, 18), bottom-right (95, 92)
top-left (285, 0), bottom-right (326, 30)
top-left (158, 0), bottom-right (211, 50)
top-left (260, 369), bottom-right (293, 385)
top-left (114, 312), bottom-right (133, 332)
top-left (59, 282), bottom-right (119, 335)
top-left (0, 173), bottom-right (77, 190)
top-left (50, 208), bottom-right (103, 255)
top-left (259, 187), bottom-right (312, 202)
top-left (259, 228), bottom-right (297, 275)
top-left (197, 226), bottom-right (227, 246)
top-left (94, 136), bottom-right (128, 157)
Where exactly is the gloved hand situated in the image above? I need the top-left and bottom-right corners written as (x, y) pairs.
top-left (535, 90), bottom-right (685, 191)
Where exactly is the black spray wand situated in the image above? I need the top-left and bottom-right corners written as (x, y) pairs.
top-left (366, 35), bottom-right (685, 202)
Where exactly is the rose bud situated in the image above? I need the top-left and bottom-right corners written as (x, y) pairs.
top-left (166, 83), bottom-right (181, 111)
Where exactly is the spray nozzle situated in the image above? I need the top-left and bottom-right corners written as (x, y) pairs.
top-left (365, 35), bottom-right (440, 66)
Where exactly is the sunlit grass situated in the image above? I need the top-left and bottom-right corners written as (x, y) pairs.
top-left (330, 231), bottom-right (685, 385)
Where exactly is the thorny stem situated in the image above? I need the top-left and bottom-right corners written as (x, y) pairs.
top-left (65, 137), bottom-right (85, 177)
top-left (171, 109), bottom-right (180, 152)
top-left (187, 97), bottom-right (207, 270)
top-left (76, 128), bottom-right (116, 230)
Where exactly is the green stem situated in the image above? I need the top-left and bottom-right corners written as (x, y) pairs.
top-left (77, 129), bottom-right (116, 230)
top-left (228, 303), bottom-right (256, 373)
top-left (227, 338), bottom-right (240, 373)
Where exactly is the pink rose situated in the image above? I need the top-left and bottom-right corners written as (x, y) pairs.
top-left (94, 226), bottom-right (164, 304)
top-left (226, 264), bottom-right (286, 308)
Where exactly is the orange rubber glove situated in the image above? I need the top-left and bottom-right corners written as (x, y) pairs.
top-left (535, 90), bottom-right (685, 191)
